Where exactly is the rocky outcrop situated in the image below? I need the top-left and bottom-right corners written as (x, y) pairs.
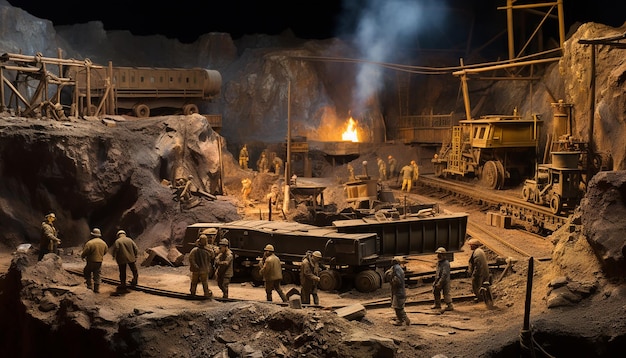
top-left (0, 114), bottom-right (240, 250)
top-left (560, 22), bottom-right (626, 170)
top-left (580, 170), bottom-right (626, 278)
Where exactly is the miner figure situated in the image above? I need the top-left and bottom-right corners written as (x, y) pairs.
top-left (239, 144), bottom-right (250, 170)
top-left (215, 238), bottom-right (234, 298)
top-left (81, 228), bottom-right (108, 293)
top-left (39, 212), bottom-right (61, 261)
top-left (300, 250), bottom-right (323, 305)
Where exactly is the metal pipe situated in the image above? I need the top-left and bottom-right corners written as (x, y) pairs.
top-left (507, 0), bottom-right (515, 60)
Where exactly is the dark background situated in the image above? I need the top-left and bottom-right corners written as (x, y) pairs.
top-left (7, 0), bottom-right (625, 43)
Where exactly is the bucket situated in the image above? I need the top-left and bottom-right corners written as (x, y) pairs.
top-left (551, 152), bottom-right (580, 169)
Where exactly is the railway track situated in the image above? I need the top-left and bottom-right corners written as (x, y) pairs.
top-left (63, 267), bottom-right (326, 307)
top-left (417, 175), bottom-right (570, 235)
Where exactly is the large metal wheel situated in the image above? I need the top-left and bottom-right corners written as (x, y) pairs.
top-left (482, 160), bottom-right (505, 190)
top-left (318, 269), bottom-right (342, 291)
top-left (482, 161), bottom-right (499, 189)
top-left (183, 103), bottom-right (199, 115)
top-left (495, 161), bottom-right (505, 189)
top-left (522, 185), bottom-right (532, 202)
top-left (133, 103), bottom-right (150, 118)
top-left (550, 194), bottom-right (562, 214)
top-left (354, 270), bottom-right (382, 293)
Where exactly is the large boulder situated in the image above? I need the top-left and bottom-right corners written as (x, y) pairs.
top-left (580, 170), bottom-right (626, 278)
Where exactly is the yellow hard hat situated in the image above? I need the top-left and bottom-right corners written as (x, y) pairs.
top-left (264, 244), bottom-right (275, 252)
top-left (312, 251), bottom-right (322, 258)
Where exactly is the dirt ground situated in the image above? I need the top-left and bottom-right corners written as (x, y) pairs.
top-left (2, 181), bottom-right (624, 358)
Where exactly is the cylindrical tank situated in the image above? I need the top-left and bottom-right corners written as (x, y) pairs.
top-left (551, 100), bottom-right (573, 138)
top-left (202, 69), bottom-right (222, 97)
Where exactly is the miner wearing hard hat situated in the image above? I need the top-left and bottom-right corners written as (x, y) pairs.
top-left (432, 247), bottom-right (453, 313)
top-left (467, 238), bottom-right (491, 302)
top-left (80, 228), bottom-right (108, 293)
top-left (300, 250), bottom-right (323, 305)
top-left (215, 238), bottom-right (234, 298)
top-left (386, 256), bottom-right (410, 326)
top-left (39, 212), bottom-right (61, 261)
top-left (189, 234), bottom-right (215, 298)
top-left (259, 244), bottom-right (288, 302)
top-left (112, 229), bottom-right (139, 291)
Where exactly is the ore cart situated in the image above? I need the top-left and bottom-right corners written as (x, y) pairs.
top-left (181, 220), bottom-right (383, 292)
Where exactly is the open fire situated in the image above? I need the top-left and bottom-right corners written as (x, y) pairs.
top-left (341, 117), bottom-right (359, 142)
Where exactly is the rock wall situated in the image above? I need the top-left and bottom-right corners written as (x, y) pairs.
top-left (0, 115), bottom-right (240, 250)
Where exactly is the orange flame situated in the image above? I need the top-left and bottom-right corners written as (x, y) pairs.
top-left (341, 117), bottom-right (359, 142)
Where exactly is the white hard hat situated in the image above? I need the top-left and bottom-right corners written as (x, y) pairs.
top-left (435, 247), bottom-right (447, 254)
top-left (90, 228), bottom-right (102, 237)
top-left (116, 230), bottom-right (126, 237)
top-left (312, 251), bottom-right (322, 258)
top-left (264, 244), bottom-right (275, 252)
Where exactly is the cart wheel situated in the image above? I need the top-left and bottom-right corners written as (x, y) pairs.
top-left (522, 186), bottom-right (531, 202)
top-left (318, 270), bottom-right (342, 291)
top-left (354, 270), bottom-right (382, 293)
top-left (133, 104), bottom-right (150, 118)
top-left (550, 194), bottom-right (562, 214)
top-left (183, 103), bottom-right (199, 115)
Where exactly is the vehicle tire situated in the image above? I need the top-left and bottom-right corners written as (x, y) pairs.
top-left (522, 186), bottom-right (531, 202)
top-left (495, 161), bottom-right (505, 189)
top-left (183, 103), bottom-right (199, 115)
top-left (354, 269), bottom-right (382, 293)
top-left (550, 194), bottom-right (562, 214)
top-left (133, 103), bottom-right (150, 118)
top-left (481, 161), bottom-right (499, 189)
top-left (318, 270), bottom-right (342, 291)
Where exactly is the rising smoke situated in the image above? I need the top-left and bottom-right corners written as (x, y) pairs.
top-left (342, 0), bottom-right (444, 110)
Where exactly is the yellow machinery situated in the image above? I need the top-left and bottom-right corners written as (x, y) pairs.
top-left (432, 114), bottom-right (542, 189)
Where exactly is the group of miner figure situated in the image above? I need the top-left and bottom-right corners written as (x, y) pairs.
top-left (386, 239), bottom-right (492, 326)
top-left (375, 155), bottom-right (419, 192)
top-left (188, 230), bottom-right (324, 305)
top-left (257, 244), bottom-right (324, 305)
top-left (239, 144), bottom-right (283, 175)
top-left (39, 212), bottom-right (140, 294)
top-left (188, 228), bottom-right (234, 298)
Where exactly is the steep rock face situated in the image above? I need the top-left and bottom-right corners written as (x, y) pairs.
top-left (560, 22), bottom-right (626, 170)
top-left (580, 170), bottom-right (626, 278)
top-left (0, 114), bottom-right (240, 250)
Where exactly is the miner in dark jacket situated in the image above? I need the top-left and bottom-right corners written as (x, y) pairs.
top-left (386, 256), bottom-right (411, 326)
top-left (299, 250), bottom-right (322, 305)
top-left (189, 234), bottom-right (214, 298)
top-left (112, 230), bottom-right (139, 290)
